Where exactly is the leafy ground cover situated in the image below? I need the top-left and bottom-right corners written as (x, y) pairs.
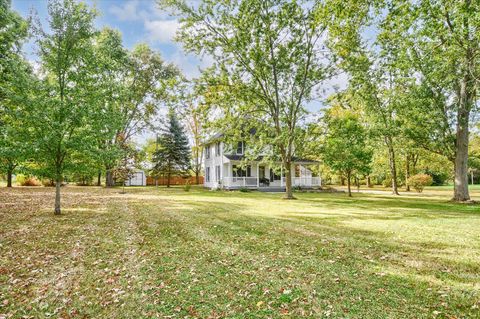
top-left (0, 186), bottom-right (479, 318)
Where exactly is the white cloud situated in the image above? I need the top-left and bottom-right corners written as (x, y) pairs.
top-left (109, 0), bottom-right (172, 22)
top-left (144, 19), bottom-right (180, 44)
top-left (109, 0), bottom-right (141, 21)
top-left (108, 0), bottom-right (211, 79)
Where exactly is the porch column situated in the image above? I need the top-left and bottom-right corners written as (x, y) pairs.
top-left (319, 163), bottom-right (322, 186)
top-left (256, 163), bottom-right (259, 187)
top-left (229, 162), bottom-right (232, 188)
top-left (220, 148), bottom-right (224, 185)
top-left (281, 166), bottom-right (284, 187)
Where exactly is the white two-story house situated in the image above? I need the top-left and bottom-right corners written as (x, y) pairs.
top-left (203, 134), bottom-right (321, 190)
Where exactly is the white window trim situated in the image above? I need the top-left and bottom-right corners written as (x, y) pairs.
top-left (216, 142), bottom-right (221, 157)
top-left (236, 141), bottom-right (245, 155)
top-left (206, 167), bottom-right (210, 182)
top-left (205, 145), bottom-right (210, 159)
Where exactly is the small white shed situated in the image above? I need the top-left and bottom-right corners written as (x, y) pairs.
top-left (125, 170), bottom-right (146, 186)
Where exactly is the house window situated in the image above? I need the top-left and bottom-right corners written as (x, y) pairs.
top-left (216, 142), bottom-right (221, 156)
top-left (215, 165), bottom-right (221, 181)
top-left (206, 167), bottom-right (210, 182)
top-left (233, 165), bottom-right (251, 177)
top-left (236, 141), bottom-right (245, 155)
top-left (270, 169), bottom-right (281, 182)
top-left (205, 145), bottom-right (210, 159)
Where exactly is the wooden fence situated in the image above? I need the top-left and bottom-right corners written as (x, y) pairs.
top-left (146, 176), bottom-right (204, 186)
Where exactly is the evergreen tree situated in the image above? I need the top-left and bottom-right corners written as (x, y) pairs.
top-left (152, 110), bottom-right (191, 187)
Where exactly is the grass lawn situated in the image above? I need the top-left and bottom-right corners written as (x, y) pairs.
top-left (0, 186), bottom-right (479, 318)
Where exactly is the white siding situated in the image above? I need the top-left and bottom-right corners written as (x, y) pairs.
top-left (203, 138), bottom-right (320, 189)
top-left (204, 142), bottom-right (224, 188)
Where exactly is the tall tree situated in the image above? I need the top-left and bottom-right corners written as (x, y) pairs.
top-left (322, 106), bottom-right (372, 197)
top-left (162, 0), bottom-right (332, 199)
top-left (88, 27), bottom-right (130, 187)
top-left (327, 1), bottom-right (406, 195)
top-left (383, 0), bottom-right (480, 201)
top-left (103, 44), bottom-right (179, 187)
top-left (0, 0), bottom-right (30, 187)
top-left (172, 79), bottom-right (206, 185)
top-left (82, 27), bottom-right (178, 188)
top-left (25, 0), bottom-right (97, 214)
top-left (152, 110), bottom-right (191, 187)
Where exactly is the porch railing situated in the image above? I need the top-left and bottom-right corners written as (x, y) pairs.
top-left (293, 177), bottom-right (321, 187)
top-left (222, 177), bottom-right (258, 188)
top-left (221, 176), bottom-right (321, 188)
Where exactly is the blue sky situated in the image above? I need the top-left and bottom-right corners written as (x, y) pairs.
top-left (12, 0), bottom-right (210, 79)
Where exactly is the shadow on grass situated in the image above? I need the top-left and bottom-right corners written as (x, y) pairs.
top-left (144, 197), bottom-right (480, 292)
top-left (125, 208), bottom-right (477, 318)
top-left (297, 193), bottom-right (480, 219)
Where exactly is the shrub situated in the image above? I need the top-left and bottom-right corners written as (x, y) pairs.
top-left (408, 174), bottom-right (433, 193)
top-left (42, 179), bottom-right (55, 187)
top-left (20, 176), bottom-right (41, 187)
top-left (239, 187), bottom-right (250, 193)
top-left (15, 174), bottom-right (26, 185)
top-left (184, 180), bottom-right (191, 192)
top-left (382, 178), bottom-right (392, 188)
top-left (423, 170), bottom-right (449, 186)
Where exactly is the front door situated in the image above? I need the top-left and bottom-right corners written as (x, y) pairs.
top-left (259, 166), bottom-right (265, 179)
top-left (259, 166), bottom-right (267, 186)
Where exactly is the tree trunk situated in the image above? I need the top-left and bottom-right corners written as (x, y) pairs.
top-left (284, 161), bottom-right (295, 199)
top-left (347, 171), bottom-right (352, 197)
top-left (412, 154), bottom-right (418, 173)
top-left (385, 136), bottom-right (399, 195)
top-left (167, 171), bottom-right (171, 188)
top-left (6, 167), bottom-right (13, 187)
top-left (105, 169), bottom-right (115, 187)
top-left (340, 176), bottom-right (345, 186)
top-left (405, 154), bottom-right (411, 192)
top-left (195, 154), bottom-right (200, 185)
top-left (54, 174), bottom-right (62, 215)
top-left (97, 171), bottom-right (101, 186)
top-left (366, 175), bottom-right (371, 188)
top-left (453, 75), bottom-right (472, 202)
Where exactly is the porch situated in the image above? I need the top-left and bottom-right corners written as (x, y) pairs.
top-left (221, 176), bottom-right (322, 189)
top-left (217, 161), bottom-right (321, 190)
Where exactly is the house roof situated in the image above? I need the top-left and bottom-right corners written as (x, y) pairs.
top-left (202, 133), bottom-right (223, 146)
top-left (203, 128), bottom-right (257, 145)
top-left (225, 154), bottom-right (264, 161)
top-left (224, 154), bottom-right (318, 164)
